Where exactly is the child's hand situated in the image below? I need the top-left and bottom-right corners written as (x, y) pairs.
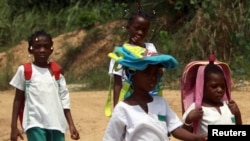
top-left (186, 107), bottom-right (203, 123)
top-left (228, 100), bottom-right (241, 117)
top-left (130, 35), bottom-right (144, 47)
top-left (69, 125), bottom-right (80, 140)
top-left (195, 134), bottom-right (207, 141)
top-left (10, 127), bottom-right (24, 141)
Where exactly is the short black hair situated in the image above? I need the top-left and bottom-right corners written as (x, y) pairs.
top-left (28, 30), bottom-right (52, 52)
top-left (127, 11), bottom-right (151, 25)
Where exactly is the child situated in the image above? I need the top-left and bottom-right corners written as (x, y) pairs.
top-left (108, 4), bottom-right (158, 108)
top-left (103, 45), bottom-right (207, 141)
top-left (182, 57), bottom-right (242, 135)
top-left (9, 30), bottom-right (80, 141)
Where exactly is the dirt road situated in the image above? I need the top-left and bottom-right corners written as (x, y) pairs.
top-left (1, 89), bottom-right (249, 141)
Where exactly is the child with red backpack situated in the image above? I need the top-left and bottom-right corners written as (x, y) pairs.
top-left (9, 30), bottom-right (80, 141)
top-left (181, 54), bottom-right (242, 135)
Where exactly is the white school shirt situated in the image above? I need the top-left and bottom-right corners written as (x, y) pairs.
top-left (103, 96), bottom-right (183, 141)
top-left (108, 42), bottom-right (158, 78)
top-left (182, 101), bottom-right (236, 135)
top-left (9, 63), bottom-right (70, 133)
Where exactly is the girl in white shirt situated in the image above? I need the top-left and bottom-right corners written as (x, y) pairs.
top-left (9, 30), bottom-right (80, 141)
top-left (182, 60), bottom-right (242, 135)
top-left (104, 45), bottom-right (207, 141)
top-left (108, 5), bottom-right (158, 108)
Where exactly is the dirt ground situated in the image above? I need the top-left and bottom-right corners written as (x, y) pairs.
top-left (0, 88), bottom-right (249, 141)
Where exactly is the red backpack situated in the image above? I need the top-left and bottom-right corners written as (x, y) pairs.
top-left (19, 61), bottom-right (61, 126)
top-left (180, 55), bottom-right (232, 133)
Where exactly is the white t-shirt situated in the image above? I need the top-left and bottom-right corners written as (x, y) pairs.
top-left (182, 101), bottom-right (236, 135)
top-left (103, 96), bottom-right (183, 141)
top-left (9, 63), bottom-right (70, 133)
top-left (108, 42), bottom-right (158, 78)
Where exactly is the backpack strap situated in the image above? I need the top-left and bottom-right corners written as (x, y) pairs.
top-left (104, 76), bottom-right (113, 117)
top-left (23, 63), bottom-right (32, 80)
top-left (105, 62), bottom-right (125, 117)
top-left (193, 65), bottom-right (206, 133)
top-left (118, 81), bottom-right (131, 101)
top-left (19, 62), bottom-right (33, 126)
top-left (49, 61), bottom-right (61, 80)
top-left (23, 62), bottom-right (61, 80)
top-left (48, 62), bottom-right (61, 95)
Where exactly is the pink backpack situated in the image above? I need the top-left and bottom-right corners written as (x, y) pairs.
top-left (180, 55), bottom-right (232, 133)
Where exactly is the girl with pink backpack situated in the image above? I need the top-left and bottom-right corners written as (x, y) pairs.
top-left (181, 54), bottom-right (242, 135)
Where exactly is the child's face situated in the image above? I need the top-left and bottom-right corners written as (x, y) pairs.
top-left (30, 35), bottom-right (53, 64)
top-left (203, 73), bottom-right (226, 104)
top-left (133, 65), bottom-right (161, 93)
top-left (127, 15), bottom-right (150, 46)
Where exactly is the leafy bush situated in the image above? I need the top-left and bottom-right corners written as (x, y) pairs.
top-left (1, 0), bottom-right (250, 90)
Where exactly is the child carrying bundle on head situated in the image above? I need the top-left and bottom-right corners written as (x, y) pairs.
top-left (103, 44), bottom-right (207, 141)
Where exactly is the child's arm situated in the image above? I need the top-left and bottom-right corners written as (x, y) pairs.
top-left (183, 107), bottom-right (203, 131)
top-left (113, 75), bottom-right (122, 106)
top-left (59, 76), bottom-right (79, 139)
top-left (10, 89), bottom-right (24, 141)
top-left (228, 99), bottom-right (242, 125)
top-left (64, 109), bottom-right (80, 140)
top-left (171, 127), bottom-right (207, 141)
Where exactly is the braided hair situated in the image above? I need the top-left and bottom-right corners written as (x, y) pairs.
top-left (126, 1), bottom-right (155, 28)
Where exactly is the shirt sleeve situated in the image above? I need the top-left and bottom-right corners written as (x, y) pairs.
top-left (163, 99), bottom-right (183, 133)
top-left (182, 103), bottom-right (195, 122)
top-left (103, 105), bottom-right (126, 141)
top-left (9, 65), bottom-right (25, 91)
top-left (108, 59), bottom-right (123, 76)
top-left (58, 74), bottom-right (70, 109)
top-left (145, 43), bottom-right (157, 53)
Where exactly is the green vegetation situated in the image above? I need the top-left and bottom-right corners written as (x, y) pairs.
top-left (1, 0), bottom-right (250, 90)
